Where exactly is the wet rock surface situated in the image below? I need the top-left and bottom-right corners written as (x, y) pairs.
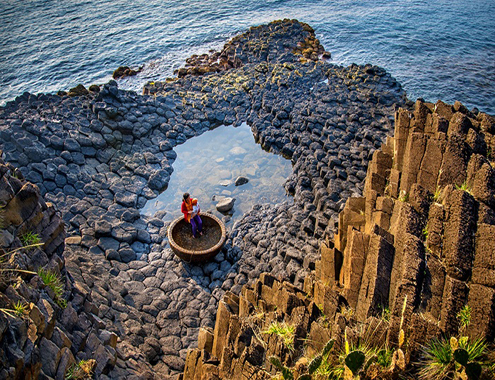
top-left (0, 19), bottom-right (410, 378)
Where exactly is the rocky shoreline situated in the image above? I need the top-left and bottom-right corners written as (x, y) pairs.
top-left (0, 19), bottom-right (463, 379)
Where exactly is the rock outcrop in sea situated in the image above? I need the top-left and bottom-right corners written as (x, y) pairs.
top-left (1, 18), bottom-right (492, 380)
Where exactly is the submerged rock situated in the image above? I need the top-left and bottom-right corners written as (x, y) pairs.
top-left (216, 197), bottom-right (235, 212)
top-left (234, 176), bottom-right (249, 186)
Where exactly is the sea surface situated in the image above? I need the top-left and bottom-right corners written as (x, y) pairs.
top-left (1, 0), bottom-right (494, 114)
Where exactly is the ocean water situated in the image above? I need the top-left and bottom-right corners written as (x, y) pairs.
top-left (1, 0), bottom-right (494, 114)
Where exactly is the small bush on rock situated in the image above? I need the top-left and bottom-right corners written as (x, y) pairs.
top-left (269, 339), bottom-right (334, 380)
top-left (418, 337), bottom-right (487, 380)
top-left (418, 306), bottom-right (489, 380)
top-left (325, 330), bottom-right (377, 380)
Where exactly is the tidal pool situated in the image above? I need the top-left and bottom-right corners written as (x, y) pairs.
top-left (141, 123), bottom-right (293, 226)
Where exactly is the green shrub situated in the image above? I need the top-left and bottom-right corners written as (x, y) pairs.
top-left (418, 336), bottom-right (488, 380)
top-left (418, 338), bottom-right (452, 380)
top-left (322, 330), bottom-right (377, 380)
top-left (269, 339), bottom-right (335, 380)
top-left (376, 348), bottom-right (394, 368)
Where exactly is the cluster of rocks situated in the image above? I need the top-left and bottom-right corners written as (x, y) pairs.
top-left (181, 99), bottom-right (495, 379)
top-left (56, 84), bottom-right (101, 98)
top-left (0, 157), bottom-right (140, 379)
top-left (113, 66), bottom-right (143, 80)
top-left (324, 99), bottom-right (495, 339)
top-left (183, 274), bottom-right (318, 380)
top-left (0, 19), bottom-right (410, 378)
top-left (173, 19), bottom-right (330, 79)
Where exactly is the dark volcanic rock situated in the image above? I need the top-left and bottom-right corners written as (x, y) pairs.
top-left (68, 84), bottom-right (89, 97)
top-left (0, 19), bottom-right (415, 380)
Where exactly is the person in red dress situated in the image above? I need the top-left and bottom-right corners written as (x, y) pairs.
top-left (181, 192), bottom-right (203, 238)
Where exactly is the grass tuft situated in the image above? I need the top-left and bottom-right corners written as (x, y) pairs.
top-left (455, 180), bottom-right (472, 195)
top-left (457, 305), bottom-right (471, 332)
top-left (381, 307), bottom-right (391, 322)
top-left (0, 300), bottom-right (27, 319)
top-left (65, 359), bottom-right (95, 380)
top-left (422, 225), bottom-right (429, 241)
top-left (13, 301), bottom-right (27, 317)
top-left (37, 267), bottom-right (67, 308)
top-left (20, 231), bottom-right (42, 250)
top-left (263, 321), bottom-right (295, 351)
top-left (433, 186), bottom-right (442, 202)
top-left (418, 338), bottom-right (452, 380)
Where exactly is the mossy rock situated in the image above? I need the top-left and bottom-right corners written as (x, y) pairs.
top-left (68, 84), bottom-right (89, 97)
top-left (113, 65), bottom-right (141, 79)
top-left (88, 84), bottom-right (100, 92)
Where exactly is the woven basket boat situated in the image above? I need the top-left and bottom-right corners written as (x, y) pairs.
top-left (168, 213), bottom-right (227, 263)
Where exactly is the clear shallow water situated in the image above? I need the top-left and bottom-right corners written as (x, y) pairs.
top-left (1, 0), bottom-right (494, 114)
top-left (140, 123), bottom-right (293, 226)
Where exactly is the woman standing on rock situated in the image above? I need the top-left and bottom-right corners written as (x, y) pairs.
top-left (181, 193), bottom-right (203, 238)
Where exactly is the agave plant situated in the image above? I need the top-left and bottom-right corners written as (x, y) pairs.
top-left (418, 306), bottom-right (488, 380)
top-left (269, 339), bottom-right (335, 380)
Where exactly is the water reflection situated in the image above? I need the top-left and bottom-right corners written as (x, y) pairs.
top-left (141, 123), bottom-right (293, 226)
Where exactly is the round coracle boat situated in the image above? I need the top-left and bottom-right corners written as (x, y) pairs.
top-left (168, 213), bottom-right (227, 263)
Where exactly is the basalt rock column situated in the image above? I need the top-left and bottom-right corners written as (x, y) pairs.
top-left (316, 99), bottom-right (495, 341)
